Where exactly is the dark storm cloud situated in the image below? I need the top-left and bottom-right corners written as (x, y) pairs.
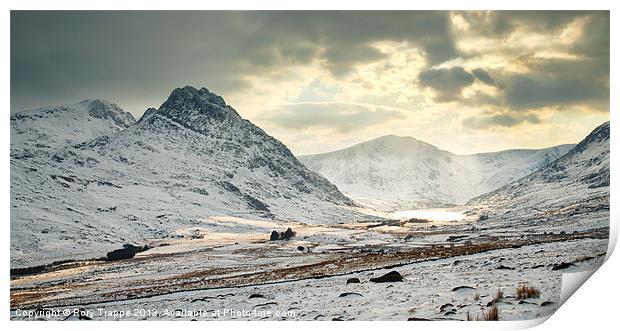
top-left (246, 11), bottom-right (459, 73)
top-left (462, 112), bottom-right (540, 130)
top-left (322, 44), bottom-right (387, 76)
top-left (11, 11), bottom-right (459, 113)
top-left (502, 72), bottom-right (608, 111)
top-left (263, 102), bottom-right (407, 133)
top-left (437, 11), bottom-right (608, 133)
top-left (471, 68), bottom-right (497, 87)
top-left (458, 11), bottom-right (587, 37)
top-left (419, 66), bottom-right (501, 104)
top-left (11, 9), bottom-right (609, 139)
top-left (418, 67), bottom-right (475, 101)
top-left (497, 12), bottom-right (609, 112)
top-left (573, 12), bottom-right (609, 65)
top-left (11, 11), bottom-right (255, 113)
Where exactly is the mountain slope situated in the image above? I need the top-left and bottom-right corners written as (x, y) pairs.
top-left (11, 99), bottom-right (135, 153)
top-left (91, 86), bottom-right (355, 220)
top-left (10, 87), bottom-right (361, 268)
top-left (299, 135), bottom-right (573, 211)
top-left (468, 122), bottom-right (610, 215)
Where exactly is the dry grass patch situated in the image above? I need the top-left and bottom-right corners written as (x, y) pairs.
top-left (515, 284), bottom-right (541, 300)
top-left (466, 306), bottom-right (500, 321)
top-left (494, 289), bottom-right (504, 301)
top-left (482, 306), bottom-right (500, 321)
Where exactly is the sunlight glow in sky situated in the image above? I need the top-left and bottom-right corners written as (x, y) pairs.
top-left (11, 11), bottom-right (609, 155)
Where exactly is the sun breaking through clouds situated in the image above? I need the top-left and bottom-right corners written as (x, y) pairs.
top-left (11, 11), bottom-right (609, 155)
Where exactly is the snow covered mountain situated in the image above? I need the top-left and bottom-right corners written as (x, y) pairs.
top-left (469, 122), bottom-right (610, 217)
top-left (11, 99), bottom-right (135, 153)
top-left (299, 135), bottom-right (574, 211)
top-left (10, 86), bottom-right (360, 268)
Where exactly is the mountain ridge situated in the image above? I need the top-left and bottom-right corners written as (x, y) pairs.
top-left (11, 99), bottom-right (136, 155)
top-left (10, 86), bottom-right (362, 268)
top-left (299, 134), bottom-right (574, 159)
top-left (469, 121), bottom-right (610, 207)
top-left (299, 134), bottom-right (576, 211)
top-left (465, 122), bottom-right (609, 234)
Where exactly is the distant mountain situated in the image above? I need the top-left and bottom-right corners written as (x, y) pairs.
top-left (10, 86), bottom-right (361, 268)
top-left (469, 122), bottom-right (610, 215)
top-left (11, 99), bottom-right (135, 153)
top-left (299, 135), bottom-right (574, 211)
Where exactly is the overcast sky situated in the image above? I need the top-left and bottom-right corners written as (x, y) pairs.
top-left (11, 11), bottom-right (609, 155)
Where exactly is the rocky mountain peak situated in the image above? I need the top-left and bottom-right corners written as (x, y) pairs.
top-left (155, 86), bottom-right (237, 128)
top-left (164, 85), bottom-right (227, 108)
top-left (572, 121), bottom-right (609, 154)
top-left (78, 98), bottom-right (136, 128)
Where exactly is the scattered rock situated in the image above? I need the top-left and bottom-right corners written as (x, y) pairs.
top-left (439, 303), bottom-right (454, 311)
top-left (339, 292), bottom-right (363, 298)
top-left (370, 271), bottom-right (403, 283)
top-left (540, 301), bottom-right (555, 307)
top-left (447, 235), bottom-right (468, 242)
top-left (552, 262), bottom-right (575, 270)
top-left (190, 296), bottom-right (218, 303)
top-left (408, 317), bottom-right (431, 321)
top-left (269, 227), bottom-right (296, 241)
top-left (496, 265), bottom-right (514, 270)
top-left (346, 277), bottom-right (361, 284)
top-left (297, 246), bottom-right (305, 251)
top-left (249, 294), bottom-right (266, 299)
top-left (282, 228), bottom-right (296, 240)
top-left (452, 285), bottom-right (475, 292)
top-left (106, 244), bottom-right (150, 261)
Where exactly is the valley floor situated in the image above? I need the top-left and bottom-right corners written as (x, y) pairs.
top-left (9, 207), bottom-right (609, 321)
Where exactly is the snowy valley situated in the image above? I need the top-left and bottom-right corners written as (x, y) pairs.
top-left (299, 135), bottom-right (574, 211)
top-left (9, 87), bottom-right (610, 321)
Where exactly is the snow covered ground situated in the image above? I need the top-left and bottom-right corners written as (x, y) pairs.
top-left (9, 87), bottom-right (610, 321)
top-left (10, 235), bottom-right (607, 321)
top-left (10, 87), bottom-right (369, 269)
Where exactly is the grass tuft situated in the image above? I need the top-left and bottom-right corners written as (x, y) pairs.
top-left (494, 289), bottom-right (504, 302)
top-left (466, 307), bottom-right (500, 321)
top-left (515, 284), bottom-right (541, 300)
top-left (482, 306), bottom-right (500, 321)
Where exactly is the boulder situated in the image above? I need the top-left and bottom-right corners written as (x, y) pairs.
top-left (370, 270), bottom-right (403, 283)
top-left (346, 277), bottom-right (361, 284)
top-left (281, 227), bottom-right (296, 240)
